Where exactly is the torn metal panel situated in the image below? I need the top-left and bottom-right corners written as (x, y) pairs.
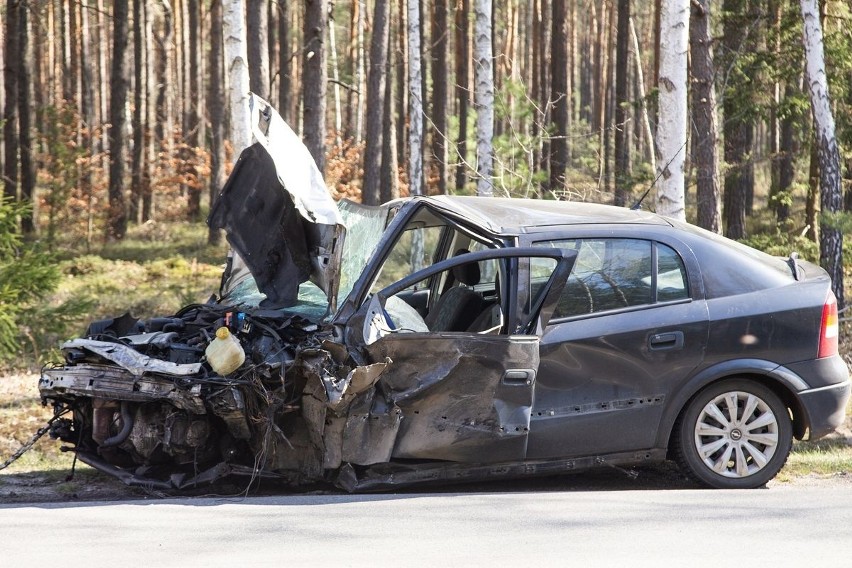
top-left (341, 389), bottom-right (402, 465)
top-left (322, 359), bottom-right (391, 412)
top-left (62, 339), bottom-right (203, 377)
top-left (40, 364), bottom-right (206, 414)
top-left (365, 333), bottom-right (539, 463)
top-left (299, 347), bottom-right (395, 468)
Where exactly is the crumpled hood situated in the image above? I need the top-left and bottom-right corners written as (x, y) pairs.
top-left (208, 94), bottom-right (344, 309)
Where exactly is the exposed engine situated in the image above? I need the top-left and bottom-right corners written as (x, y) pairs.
top-left (39, 303), bottom-right (353, 489)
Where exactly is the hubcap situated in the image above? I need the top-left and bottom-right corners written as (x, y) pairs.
top-left (694, 391), bottom-right (779, 479)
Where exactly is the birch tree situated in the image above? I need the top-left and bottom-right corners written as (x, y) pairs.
top-left (224, 0), bottom-right (251, 153)
top-left (800, 0), bottom-right (843, 306)
top-left (654, 0), bottom-right (688, 220)
top-left (474, 0), bottom-right (494, 197)
top-left (408, 0), bottom-right (424, 197)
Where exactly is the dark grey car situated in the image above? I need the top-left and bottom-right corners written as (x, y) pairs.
top-left (39, 98), bottom-right (850, 491)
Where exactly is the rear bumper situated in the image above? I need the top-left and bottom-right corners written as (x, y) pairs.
top-left (797, 378), bottom-right (851, 440)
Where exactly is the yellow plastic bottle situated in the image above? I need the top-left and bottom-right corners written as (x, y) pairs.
top-left (205, 327), bottom-right (246, 375)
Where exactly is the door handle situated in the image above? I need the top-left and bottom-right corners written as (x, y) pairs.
top-left (502, 369), bottom-right (536, 386)
top-left (648, 331), bottom-right (684, 351)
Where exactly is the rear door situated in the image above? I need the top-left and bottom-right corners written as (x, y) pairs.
top-left (523, 233), bottom-right (710, 459)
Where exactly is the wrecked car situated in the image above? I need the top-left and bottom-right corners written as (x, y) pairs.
top-left (39, 96), bottom-right (851, 491)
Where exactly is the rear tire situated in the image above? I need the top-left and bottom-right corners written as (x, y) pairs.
top-left (673, 379), bottom-right (792, 489)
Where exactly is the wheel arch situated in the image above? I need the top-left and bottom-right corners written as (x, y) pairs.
top-left (658, 359), bottom-right (810, 453)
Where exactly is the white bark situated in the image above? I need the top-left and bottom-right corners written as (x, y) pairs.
top-left (407, 0), bottom-right (424, 197)
top-left (223, 0), bottom-right (251, 154)
top-left (654, 0), bottom-right (689, 220)
top-left (473, 0), bottom-right (494, 197)
top-left (800, 0), bottom-right (843, 305)
top-left (801, 0), bottom-right (839, 178)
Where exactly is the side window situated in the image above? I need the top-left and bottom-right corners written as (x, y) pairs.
top-left (371, 226), bottom-right (443, 293)
top-left (533, 238), bottom-right (688, 319)
top-left (656, 243), bottom-right (689, 301)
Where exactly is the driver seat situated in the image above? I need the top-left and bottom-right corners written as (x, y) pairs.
top-left (424, 249), bottom-right (483, 332)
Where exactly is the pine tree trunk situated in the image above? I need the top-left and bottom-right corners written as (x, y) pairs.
top-left (248, 0), bottom-right (270, 98)
top-left (722, 0), bottom-right (750, 239)
top-left (80, 0), bottom-right (98, 242)
top-left (154, 0), bottom-right (175, 178)
top-left (768, 0), bottom-right (782, 219)
top-left (362, 0), bottom-right (390, 205)
top-left (130, 0), bottom-right (145, 224)
top-left (208, 0), bottom-right (225, 246)
top-left (408, 0), bottom-right (424, 197)
top-left (778, 81), bottom-right (797, 222)
top-left (395, 0), bottom-right (407, 167)
top-left (3, 0), bottom-right (19, 202)
top-left (380, 31), bottom-right (398, 204)
top-left (654, 0), bottom-right (688, 220)
top-left (454, 0), bottom-right (469, 192)
top-left (303, 0), bottom-right (327, 173)
top-left (328, 7), bottom-right (343, 146)
top-left (186, 0), bottom-right (202, 221)
top-left (107, 0), bottom-right (130, 240)
top-left (143, 0), bottom-right (156, 220)
top-left (355, 0), bottom-right (366, 141)
top-left (800, 0), bottom-right (844, 306)
top-left (18, 1), bottom-right (35, 234)
top-left (473, 0), bottom-right (494, 196)
top-left (549, 0), bottom-right (569, 194)
top-left (430, 0), bottom-right (448, 194)
top-left (690, 0), bottom-right (721, 232)
top-left (97, 0), bottom-right (110, 156)
top-left (277, 0), bottom-right (291, 124)
top-left (613, 0), bottom-right (630, 206)
top-left (629, 17), bottom-right (655, 172)
top-left (537, 0), bottom-right (551, 179)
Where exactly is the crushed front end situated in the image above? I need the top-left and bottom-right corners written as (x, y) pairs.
top-left (38, 303), bottom-right (389, 490)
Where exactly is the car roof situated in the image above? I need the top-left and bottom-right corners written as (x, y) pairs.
top-left (420, 195), bottom-right (672, 234)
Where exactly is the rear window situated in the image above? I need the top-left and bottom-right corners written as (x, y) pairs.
top-left (668, 219), bottom-right (795, 297)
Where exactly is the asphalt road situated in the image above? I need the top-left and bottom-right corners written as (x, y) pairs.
top-left (2, 481), bottom-right (850, 567)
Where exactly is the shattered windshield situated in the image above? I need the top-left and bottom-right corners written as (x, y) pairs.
top-left (337, 200), bottom-right (390, 309)
top-left (219, 199), bottom-right (388, 321)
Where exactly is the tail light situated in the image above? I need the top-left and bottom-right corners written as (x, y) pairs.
top-left (818, 291), bottom-right (839, 358)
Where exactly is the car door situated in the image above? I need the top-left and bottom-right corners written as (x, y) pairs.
top-left (345, 248), bottom-right (576, 464)
top-left (523, 234), bottom-right (710, 459)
